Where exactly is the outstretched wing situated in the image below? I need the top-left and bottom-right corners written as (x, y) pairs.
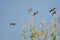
top-left (49, 9), bottom-right (52, 13)
top-left (49, 8), bottom-right (56, 13)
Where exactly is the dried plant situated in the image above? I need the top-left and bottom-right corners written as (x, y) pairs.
top-left (22, 8), bottom-right (60, 40)
top-left (22, 25), bottom-right (26, 40)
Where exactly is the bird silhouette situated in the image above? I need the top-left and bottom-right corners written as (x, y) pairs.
top-left (10, 23), bottom-right (15, 25)
top-left (49, 8), bottom-right (56, 16)
top-left (33, 11), bottom-right (38, 16)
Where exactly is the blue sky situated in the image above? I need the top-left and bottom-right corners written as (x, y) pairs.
top-left (0, 0), bottom-right (60, 40)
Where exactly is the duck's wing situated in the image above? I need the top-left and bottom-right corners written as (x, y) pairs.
top-left (49, 9), bottom-right (52, 13)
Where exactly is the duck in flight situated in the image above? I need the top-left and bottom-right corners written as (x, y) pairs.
top-left (10, 23), bottom-right (15, 25)
top-left (49, 8), bottom-right (56, 16)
